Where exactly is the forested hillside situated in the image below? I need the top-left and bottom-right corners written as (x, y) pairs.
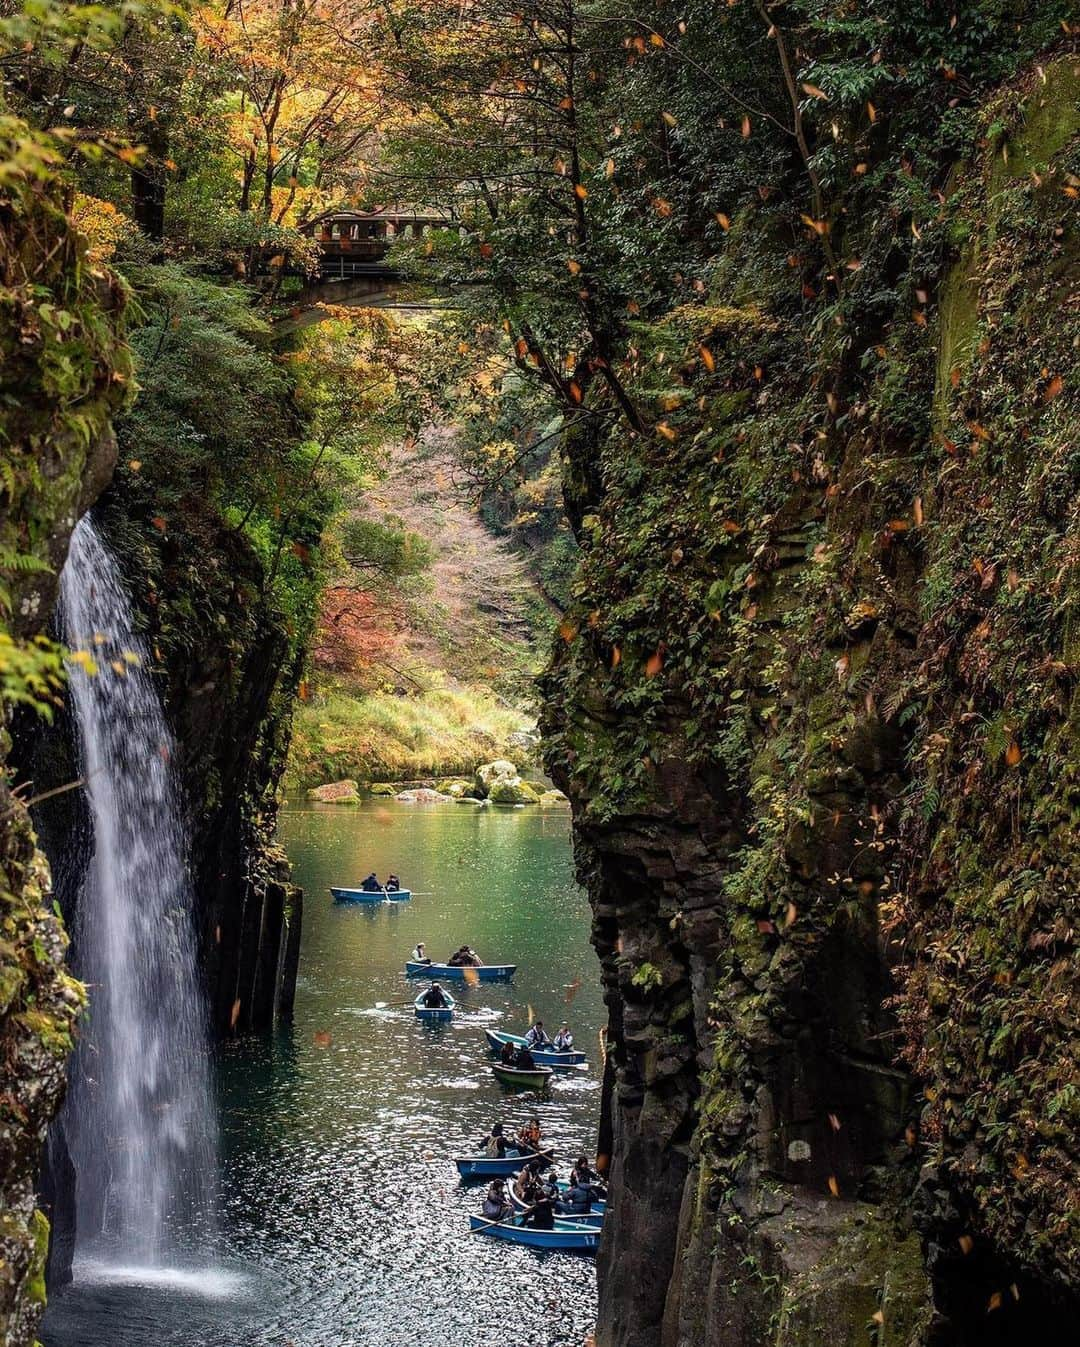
top-left (0, 1), bottom-right (1077, 1345)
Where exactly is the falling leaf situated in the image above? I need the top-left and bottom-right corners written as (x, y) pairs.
top-left (904, 1124), bottom-right (917, 1148)
top-left (783, 902), bottom-right (797, 928)
top-left (128, 459), bottom-right (142, 472)
top-left (801, 83), bottom-right (827, 100)
top-left (1042, 373), bottom-right (1063, 402)
top-left (756, 918), bottom-right (775, 935)
top-left (574, 183), bottom-right (588, 200)
top-left (298, 680), bottom-right (310, 702)
top-left (230, 998), bottom-right (242, 1029)
top-left (479, 242), bottom-right (494, 259)
top-left (656, 421), bottom-right (677, 441)
top-left (828, 1113), bottom-right (841, 1132)
top-left (1005, 740), bottom-right (1022, 767)
top-left (565, 977), bottom-right (582, 1003)
top-left (987, 1291), bottom-right (1003, 1313)
top-left (827, 1175), bottom-right (840, 1197)
top-left (569, 381), bottom-right (584, 403)
top-left (559, 617), bottom-right (579, 643)
top-left (871, 1311), bottom-right (884, 1325)
top-left (654, 198), bottom-right (673, 216)
top-left (913, 496), bottom-right (924, 526)
top-left (699, 346), bottom-right (715, 371)
top-left (741, 115), bottom-right (751, 138)
top-left (867, 101), bottom-right (877, 123)
top-left (605, 157), bottom-right (616, 178)
top-left (649, 31), bottom-right (665, 46)
top-left (661, 111), bottom-right (677, 128)
top-left (313, 1030), bottom-right (332, 1047)
top-left (715, 211), bottom-right (731, 231)
top-left (800, 213), bottom-right (830, 235)
top-left (959, 1234), bottom-right (974, 1255)
top-left (645, 649), bottom-right (664, 676)
top-left (611, 645), bottom-right (622, 669)
top-left (567, 259), bottom-right (581, 274)
top-left (151, 516), bottom-right (167, 531)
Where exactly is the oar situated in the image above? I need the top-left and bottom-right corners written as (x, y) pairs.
top-left (468, 1210), bottom-right (525, 1233)
top-left (373, 998), bottom-right (416, 1009)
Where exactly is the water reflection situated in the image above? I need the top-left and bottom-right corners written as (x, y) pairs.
top-left (43, 800), bottom-right (601, 1347)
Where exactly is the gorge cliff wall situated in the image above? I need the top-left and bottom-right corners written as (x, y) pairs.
top-left (0, 117), bottom-right (129, 1344)
top-left (544, 52), bottom-right (1079, 1347)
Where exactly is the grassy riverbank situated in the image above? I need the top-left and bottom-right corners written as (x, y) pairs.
top-left (286, 681), bottom-right (533, 788)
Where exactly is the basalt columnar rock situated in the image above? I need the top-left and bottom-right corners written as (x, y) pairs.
top-left (0, 111), bottom-right (129, 1347)
top-left (543, 53), bottom-right (1079, 1347)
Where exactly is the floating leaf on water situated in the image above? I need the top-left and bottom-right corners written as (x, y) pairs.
top-left (313, 1030), bottom-right (332, 1048)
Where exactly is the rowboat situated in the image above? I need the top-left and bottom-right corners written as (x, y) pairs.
top-left (509, 1180), bottom-right (605, 1225)
top-left (491, 1062), bottom-right (553, 1089)
top-left (405, 960), bottom-right (516, 982)
top-left (414, 990), bottom-right (455, 1022)
top-left (484, 1027), bottom-right (586, 1069)
top-left (331, 886), bottom-right (412, 903)
top-left (468, 1215), bottom-right (599, 1251)
top-left (455, 1150), bottom-right (554, 1180)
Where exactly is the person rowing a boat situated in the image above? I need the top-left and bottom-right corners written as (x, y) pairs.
top-left (513, 1045), bottom-right (538, 1071)
top-left (525, 1020), bottom-right (552, 1049)
top-left (517, 1116), bottom-right (543, 1154)
top-left (481, 1178), bottom-right (513, 1221)
top-left (410, 942), bottom-right (430, 964)
top-left (447, 946), bottom-right (469, 966)
top-left (420, 981), bottom-right (449, 1008)
top-left (360, 872), bottom-right (381, 892)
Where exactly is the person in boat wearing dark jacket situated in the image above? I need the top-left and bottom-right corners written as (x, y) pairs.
top-left (525, 1020), bottom-right (551, 1049)
top-left (556, 1178), bottom-right (593, 1216)
top-left (571, 1155), bottom-right (607, 1199)
top-left (513, 1045), bottom-right (537, 1071)
top-left (421, 982), bottom-right (449, 1008)
top-left (481, 1178), bottom-right (512, 1221)
top-left (447, 946), bottom-right (468, 966)
top-left (385, 874), bottom-right (401, 892)
top-left (522, 1189), bottom-right (556, 1230)
top-left (499, 1039), bottom-right (517, 1066)
top-left (482, 1122), bottom-right (508, 1158)
top-left (360, 872), bottom-right (381, 892)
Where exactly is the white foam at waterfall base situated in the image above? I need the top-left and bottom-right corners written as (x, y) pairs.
top-left (57, 516), bottom-right (217, 1266)
top-left (73, 1260), bottom-right (248, 1300)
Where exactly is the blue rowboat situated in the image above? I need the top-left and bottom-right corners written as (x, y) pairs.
top-left (454, 1150), bottom-right (554, 1180)
top-left (414, 991), bottom-right (455, 1022)
top-left (405, 960), bottom-right (516, 982)
top-left (484, 1028), bottom-right (586, 1069)
top-left (509, 1181), bottom-right (605, 1224)
top-left (468, 1215), bottom-right (599, 1251)
top-left (331, 886), bottom-right (412, 903)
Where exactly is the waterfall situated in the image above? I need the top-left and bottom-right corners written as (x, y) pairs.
top-left (58, 516), bottom-right (216, 1267)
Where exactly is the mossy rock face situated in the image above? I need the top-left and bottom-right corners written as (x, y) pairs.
top-left (367, 782), bottom-right (397, 797)
top-left (538, 788), bottom-right (569, 807)
top-left (488, 778), bottom-right (540, 805)
top-left (307, 779), bottom-right (361, 803)
top-left (436, 777), bottom-right (477, 799)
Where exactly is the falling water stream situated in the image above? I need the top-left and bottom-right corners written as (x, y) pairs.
top-left (57, 516), bottom-right (216, 1268)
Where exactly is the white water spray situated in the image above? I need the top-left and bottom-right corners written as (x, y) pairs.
top-left (59, 516), bottom-right (216, 1265)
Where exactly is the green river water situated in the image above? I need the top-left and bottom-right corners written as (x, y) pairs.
top-left (42, 799), bottom-right (601, 1347)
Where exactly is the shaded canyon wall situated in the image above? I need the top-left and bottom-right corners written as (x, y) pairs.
top-left (544, 54), bottom-right (1079, 1347)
